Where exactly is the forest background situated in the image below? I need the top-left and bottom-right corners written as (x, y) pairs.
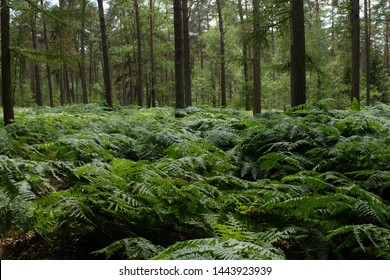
top-left (0, 0), bottom-right (389, 117)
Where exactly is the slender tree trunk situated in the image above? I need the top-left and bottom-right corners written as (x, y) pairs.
top-left (64, 67), bottom-right (71, 103)
top-left (315, 0), bottom-right (320, 22)
top-left (351, 0), bottom-right (360, 104)
top-left (197, 0), bottom-right (204, 70)
top-left (216, 0), bottom-right (226, 107)
top-left (238, 0), bottom-right (250, 111)
top-left (134, 0), bottom-right (143, 107)
top-left (253, 0), bottom-right (261, 114)
top-left (385, 12), bottom-right (390, 73)
top-left (182, 0), bottom-right (192, 107)
top-left (80, 0), bottom-right (88, 104)
top-left (1, 0), bottom-right (15, 125)
top-left (149, 0), bottom-right (156, 107)
top-left (97, 0), bottom-right (113, 107)
top-left (290, 0), bottom-right (306, 107)
top-left (31, 10), bottom-right (43, 106)
top-left (174, 0), bottom-right (185, 109)
top-left (364, 0), bottom-right (370, 106)
top-left (59, 0), bottom-right (66, 105)
top-left (41, 0), bottom-right (54, 107)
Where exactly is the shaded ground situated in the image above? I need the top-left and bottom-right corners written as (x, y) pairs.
top-left (0, 232), bottom-right (102, 260)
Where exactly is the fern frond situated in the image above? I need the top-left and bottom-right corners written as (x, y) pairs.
top-left (153, 238), bottom-right (285, 260)
top-left (93, 237), bottom-right (163, 259)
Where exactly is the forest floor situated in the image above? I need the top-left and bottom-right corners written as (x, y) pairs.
top-left (1, 103), bottom-right (390, 259)
top-left (0, 231), bottom-right (101, 259)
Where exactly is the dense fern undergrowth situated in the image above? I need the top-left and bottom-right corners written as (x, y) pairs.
top-left (1, 102), bottom-right (390, 259)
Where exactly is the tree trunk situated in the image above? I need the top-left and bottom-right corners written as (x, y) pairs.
top-left (149, 0), bottom-right (156, 107)
top-left (97, 0), bottom-right (113, 107)
top-left (364, 0), bottom-right (370, 106)
top-left (182, 0), bottom-right (192, 107)
top-left (238, 0), bottom-right (250, 111)
top-left (41, 0), bottom-right (54, 107)
top-left (59, 0), bottom-right (66, 106)
top-left (351, 0), bottom-right (360, 105)
top-left (80, 0), bottom-right (88, 104)
top-left (216, 0), bottom-right (226, 107)
top-left (252, 0), bottom-right (261, 115)
top-left (31, 9), bottom-right (43, 106)
top-left (134, 0), bottom-right (143, 107)
top-left (290, 0), bottom-right (306, 107)
top-left (1, 0), bottom-right (15, 125)
top-left (385, 10), bottom-right (389, 73)
top-left (174, 0), bottom-right (185, 109)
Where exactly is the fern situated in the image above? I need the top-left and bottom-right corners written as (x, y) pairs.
top-left (153, 238), bottom-right (285, 260)
top-left (327, 224), bottom-right (390, 259)
top-left (93, 237), bottom-right (163, 260)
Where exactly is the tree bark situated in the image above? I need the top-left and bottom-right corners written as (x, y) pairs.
top-left (1, 0), bottom-right (15, 125)
top-left (59, 0), bottom-right (66, 105)
top-left (238, 0), bottom-right (250, 111)
top-left (149, 0), bottom-right (156, 107)
top-left (364, 0), bottom-right (370, 105)
top-left (134, 0), bottom-right (143, 107)
top-left (182, 0), bottom-right (192, 107)
top-left (41, 0), bottom-right (54, 107)
top-left (351, 0), bottom-right (360, 104)
top-left (252, 0), bottom-right (261, 115)
top-left (216, 0), bottom-right (226, 107)
top-left (97, 0), bottom-right (113, 107)
top-left (174, 0), bottom-right (185, 109)
top-left (385, 8), bottom-right (389, 74)
top-left (80, 0), bottom-right (88, 104)
top-left (31, 8), bottom-right (43, 106)
top-left (290, 0), bottom-right (306, 107)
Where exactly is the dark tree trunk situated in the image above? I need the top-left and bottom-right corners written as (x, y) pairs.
top-left (134, 0), bottom-right (143, 107)
top-left (351, 0), bottom-right (360, 104)
top-left (238, 0), bottom-right (250, 111)
top-left (290, 0), bottom-right (306, 107)
top-left (1, 0), bottom-right (15, 125)
top-left (41, 0), bottom-right (54, 107)
top-left (174, 0), bottom-right (185, 109)
top-left (182, 0), bottom-right (192, 107)
top-left (31, 11), bottom-right (43, 106)
top-left (59, 0), bottom-right (66, 106)
top-left (364, 0), bottom-right (370, 105)
top-left (252, 0), bottom-right (261, 115)
top-left (149, 0), bottom-right (156, 107)
top-left (80, 0), bottom-right (88, 104)
top-left (97, 0), bottom-right (113, 107)
top-left (216, 0), bottom-right (226, 107)
top-left (385, 8), bottom-right (389, 73)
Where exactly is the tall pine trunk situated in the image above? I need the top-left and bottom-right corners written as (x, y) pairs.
top-left (1, 0), bottom-right (15, 125)
top-left (238, 0), bottom-right (250, 111)
top-left (216, 0), bottom-right (226, 107)
top-left (351, 0), bottom-right (360, 105)
top-left (182, 0), bottom-right (192, 107)
top-left (174, 0), bottom-right (185, 109)
top-left (41, 0), bottom-right (54, 107)
top-left (97, 0), bottom-right (113, 107)
top-left (149, 0), bottom-right (156, 107)
top-left (385, 6), bottom-right (389, 74)
top-left (252, 0), bottom-right (261, 115)
top-left (31, 10), bottom-right (43, 106)
top-left (290, 0), bottom-right (306, 107)
top-left (135, 0), bottom-right (143, 107)
top-left (364, 0), bottom-right (370, 105)
top-left (80, 0), bottom-right (88, 104)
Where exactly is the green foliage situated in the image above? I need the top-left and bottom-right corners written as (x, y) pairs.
top-left (2, 104), bottom-right (390, 260)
